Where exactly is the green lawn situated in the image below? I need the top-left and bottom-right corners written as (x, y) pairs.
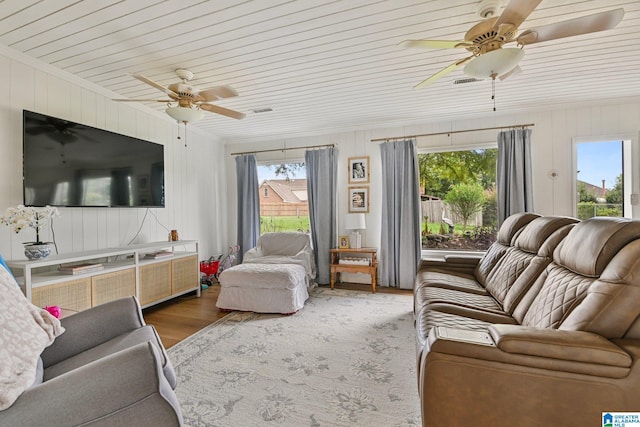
top-left (423, 221), bottom-right (470, 235)
top-left (261, 216), bottom-right (310, 233)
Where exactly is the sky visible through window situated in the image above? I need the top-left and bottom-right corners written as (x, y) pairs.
top-left (577, 141), bottom-right (622, 189)
top-left (258, 164), bottom-right (306, 181)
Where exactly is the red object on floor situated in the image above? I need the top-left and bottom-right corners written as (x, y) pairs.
top-left (200, 259), bottom-right (220, 277)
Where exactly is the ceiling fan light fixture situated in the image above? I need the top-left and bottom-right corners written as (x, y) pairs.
top-left (463, 47), bottom-right (524, 79)
top-left (165, 106), bottom-right (204, 124)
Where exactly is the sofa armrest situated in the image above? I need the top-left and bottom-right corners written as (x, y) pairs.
top-left (488, 324), bottom-right (631, 367)
top-left (424, 326), bottom-right (631, 378)
top-left (41, 296), bottom-right (146, 367)
top-left (421, 328), bottom-right (639, 426)
top-left (443, 254), bottom-right (483, 265)
top-left (419, 254), bottom-right (481, 276)
top-left (0, 342), bottom-right (182, 427)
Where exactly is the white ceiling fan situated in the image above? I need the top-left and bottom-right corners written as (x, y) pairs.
top-left (114, 69), bottom-right (245, 122)
top-left (400, 0), bottom-right (625, 88)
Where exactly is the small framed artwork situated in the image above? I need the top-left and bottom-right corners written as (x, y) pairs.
top-left (348, 156), bottom-right (369, 183)
top-left (348, 186), bottom-right (369, 213)
top-left (339, 235), bottom-right (350, 249)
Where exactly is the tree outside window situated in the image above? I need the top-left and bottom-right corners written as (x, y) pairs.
top-left (419, 148), bottom-right (498, 251)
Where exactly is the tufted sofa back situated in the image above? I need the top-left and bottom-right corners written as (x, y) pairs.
top-left (474, 212), bottom-right (541, 286)
top-left (517, 217), bottom-right (640, 337)
top-left (483, 216), bottom-right (578, 314)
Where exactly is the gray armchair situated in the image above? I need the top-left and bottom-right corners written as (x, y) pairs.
top-left (0, 297), bottom-right (182, 427)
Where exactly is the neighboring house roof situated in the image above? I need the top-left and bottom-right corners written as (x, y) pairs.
top-left (262, 179), bottom-right (308, 203)
top-left (578, 179), bottom-right (607, 200)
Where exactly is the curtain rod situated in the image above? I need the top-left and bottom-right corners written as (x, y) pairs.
top-left (230, 143), bottom-right (335, 156)
top-left (370, 123), bottom-right (535, 142)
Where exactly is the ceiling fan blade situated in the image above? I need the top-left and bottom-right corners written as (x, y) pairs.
top-left (499, 65), bottom-right (522, 81)
top-left (494, 0), bottom-right (542, 31)
top-left (517, 8), bottom-right (624, 45)
top-left (414, 56), bottom-right (474, 89)
top-left (399, 39), bottom-right (470, 49)
top-left (112, 98), bottom-right (173, 102)
top-left (131, 73), bottom-right (179, 99)
top-left (200, 103), bottom-right (246, 120)
top-left (197, 85), bottom-right (239, 102)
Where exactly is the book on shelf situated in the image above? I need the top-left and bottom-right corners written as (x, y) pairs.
top-left (144, 250), bottom-right (174, 259)
top-left (58, 263), bottom-right (104, 275)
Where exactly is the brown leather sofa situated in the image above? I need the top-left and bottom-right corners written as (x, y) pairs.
top-left (414, 213), bottom-right (640, 426)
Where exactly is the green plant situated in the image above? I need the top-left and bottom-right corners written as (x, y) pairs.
top-left (444, 183), bottom-right (486, 231)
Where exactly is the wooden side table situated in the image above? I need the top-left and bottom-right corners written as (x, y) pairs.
top-left (329, 248), bottom-right (378, 293)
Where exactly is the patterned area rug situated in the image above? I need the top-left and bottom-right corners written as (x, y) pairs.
top-left (168, 287), bottom-right (421, 426)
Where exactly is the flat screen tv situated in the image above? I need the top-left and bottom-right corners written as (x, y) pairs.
top-left (23, 110), bottom-right (165, 207)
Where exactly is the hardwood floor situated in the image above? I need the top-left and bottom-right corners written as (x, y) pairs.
top-left (143, 282), bottom-right (412, 349)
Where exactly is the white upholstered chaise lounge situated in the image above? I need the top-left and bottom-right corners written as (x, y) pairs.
top-left (216, 232), bottom-right (316, 314)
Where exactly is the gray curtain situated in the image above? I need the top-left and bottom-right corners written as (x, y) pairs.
top-left (497, 129), bottom-right (534, 225)
top-left (379, 140), bottom-right (421, 289)
top-left (305, 147), bottom-right (337, 284)
top-left (235, 155), bottom-right (260, 263)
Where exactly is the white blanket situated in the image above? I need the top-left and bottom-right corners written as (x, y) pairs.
top-left (220, 263), bottom-right (307, 290)
top-left (0, 266), bottom-right (64, 410)
top-left (243, 232), bottom-right (316, 282)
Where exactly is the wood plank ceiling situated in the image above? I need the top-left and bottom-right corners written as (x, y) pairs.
top-left (1, 0), bottom-right (639, 143)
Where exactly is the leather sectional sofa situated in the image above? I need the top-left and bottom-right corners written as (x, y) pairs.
top-left (414, 213), bottom-right (640, 426)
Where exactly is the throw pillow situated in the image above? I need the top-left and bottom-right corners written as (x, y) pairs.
top-left (0, 265), bottom-right (64, 410)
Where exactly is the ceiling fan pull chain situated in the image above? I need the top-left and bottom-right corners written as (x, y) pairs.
top-left (492, 76), bottom-right (496, 112)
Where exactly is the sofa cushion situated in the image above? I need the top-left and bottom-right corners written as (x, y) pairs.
top-left (554, 217), bottom-right (640, 277)
top-left (474, 212), bottom-right (540, 286)
top-left (0, 264), bottom-right (64, 410)
top-left (44, 325), bottom-right (176, 389)
top-left (518, 218), bottom-right (640, 332)
top-left (415, 287), bottom-right (502, 313)
top-left (484, 217), bottom-right (578, 310)
top-left (559, 239), bottom-right (640, 339)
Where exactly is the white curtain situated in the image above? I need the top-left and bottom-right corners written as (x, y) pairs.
top-left (235, 155), bottom-right (260, 263)
top-left (379, 140), bottom-right (421, 289)
top-left (497, 129), bottom-right (534, 225)
top-left (305, 148), bottom-right (337, 284)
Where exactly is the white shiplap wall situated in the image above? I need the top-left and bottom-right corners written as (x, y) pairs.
top-left (0, 51), bottom-right (229, 261)
top-left (225, 99), bottom-right (640, 251)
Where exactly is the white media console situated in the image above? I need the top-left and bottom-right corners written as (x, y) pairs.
top-left (6, 240), bottom-right (200, 311)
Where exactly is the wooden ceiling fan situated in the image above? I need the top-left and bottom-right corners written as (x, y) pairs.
top-left (114, 69), bottom-right (245, 121)
top-left (400, 0), bottom-right (625, 88)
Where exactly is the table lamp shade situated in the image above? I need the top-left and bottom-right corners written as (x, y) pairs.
top-left (345, 213), bottom-right (366, 230)
top-left (345, 213), bottom-right (366, 249)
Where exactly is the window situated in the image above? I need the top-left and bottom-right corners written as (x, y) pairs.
top-left (257, 162), bottom-right (310, 233)
top-left (82, 176), bottom-right (116, 206)
top-left (575, 139), bottom-right (630, 219)
top-left (419, 147), bottom-right (498, 252)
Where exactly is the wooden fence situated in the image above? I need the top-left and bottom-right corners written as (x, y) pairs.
top-left (260, 202), bottom-right (309, 217)
top-left (421, 200), bottom-right (483, 227)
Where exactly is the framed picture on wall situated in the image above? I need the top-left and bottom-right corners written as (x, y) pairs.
top-left (348, 186), bottom-right (369, 213)
top-left (348, 156), bottom-right (369, 183)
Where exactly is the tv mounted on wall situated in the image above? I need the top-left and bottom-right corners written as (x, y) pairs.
top-left (23, 110), bottom-right (165, 208)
